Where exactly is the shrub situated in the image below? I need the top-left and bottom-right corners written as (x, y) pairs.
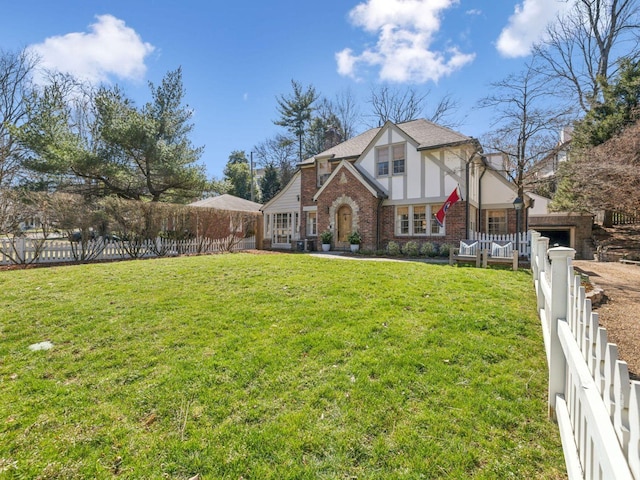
top-left (347, 231), bottom-right (361, 244)
top-left (439, 243), bottom-right (453, 257)
top-left (403, 241), bottom-right (420, 257)
top-left (420, 242), bottom-right (438, 258)
top-left (387, 241), bottom-right (401, 256)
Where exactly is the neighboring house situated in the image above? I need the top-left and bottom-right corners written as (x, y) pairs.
top-left (261, 119), bottom-right (527, 252)
top-left (190, 193), bottom-right (262, 213)
top-left (522, 128), bottom-right (595, 259)
top-left (189, 193), bottom-right (263, 247)
top-left (529, 126), bottom-right (573, 188)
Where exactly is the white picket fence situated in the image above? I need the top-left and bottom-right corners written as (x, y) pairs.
top-left (531, 231), bottom-right (640, 479)
top-left (0, 235), bottom-right (256, 266)
top-left (470, 231), bottom-right (530, 258)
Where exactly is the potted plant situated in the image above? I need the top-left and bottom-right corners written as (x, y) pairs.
top-left (320, 230), bottom-right (332, 252)
top-left (348, 231), bottom-right (361, 253)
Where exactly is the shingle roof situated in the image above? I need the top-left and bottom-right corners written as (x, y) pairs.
top-left (189, 194), bottom-right (262, 212)
top-left (299, 118), bottom-right (474, 166)
top-left (401, 118), bottom-right (473, 150)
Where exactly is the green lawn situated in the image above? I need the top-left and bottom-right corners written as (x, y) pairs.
top-left (0, 253), bottom-right (565, 479)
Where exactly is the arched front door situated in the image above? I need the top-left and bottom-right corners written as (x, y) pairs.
top-left (337, 205), bottom-right (352, 243)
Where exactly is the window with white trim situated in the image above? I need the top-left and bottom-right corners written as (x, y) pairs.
top-left (392, 144), bottom-right (405, 174)
top-left (431, 215), bottom-right (444, 235)
top-left (487, 210), bottom-right (507, 235)
top-left (376, 147), bottom-right (389, 176)
top-left (306, 211), bottom-right (317, 236)
top-left (413, 206), bottom-right (426, 234)
top-left (396, 206), bottom-right (409, 234)
top-left (376, 142), bottom-right (406, 177)
top-left (274, 213), bottom-right (291, 244)
top-left (395, 205), bottom-right (445, 236)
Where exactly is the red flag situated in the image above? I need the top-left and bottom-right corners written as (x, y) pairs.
top-left (434, 186), bottom-right (460, 227)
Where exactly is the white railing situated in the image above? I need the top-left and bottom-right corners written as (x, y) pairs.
top-left (470, 231), bottom-right (530, 258)
top-left (531, 231), bottom-right (640, 479)
top-left (0, 235), bottom-right (256, 266)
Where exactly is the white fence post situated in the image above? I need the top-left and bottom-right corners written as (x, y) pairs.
top-left (535, 236), bottom-right (550, 313)
top-left (531, 231), bottom-right (541, 279)
top-left (547, 246), bottom-right (576, 420)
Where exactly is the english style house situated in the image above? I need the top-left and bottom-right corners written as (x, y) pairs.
top-left (261, 119), bottom-right (527, 251)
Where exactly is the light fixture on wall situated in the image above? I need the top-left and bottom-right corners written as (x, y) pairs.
top-left (296, 195), bottom-right (300, 201)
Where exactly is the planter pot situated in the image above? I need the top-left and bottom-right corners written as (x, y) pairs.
top-left (350, 244), bottom-right (360, 253)
top-left (322, 243), bottom-right (331, 252)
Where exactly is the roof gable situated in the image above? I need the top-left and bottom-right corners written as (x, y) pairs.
top-left (300, 118), bottom-right (474, 167)
top-left (312, 160), bottom-right (387, 201)
top-left (260, 170), bottom-right (301, 211)
top-left (356, 121), bottom-right (421, 165)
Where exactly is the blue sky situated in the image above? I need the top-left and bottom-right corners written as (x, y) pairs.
top-left (1, 0), bottom-right (571, 178)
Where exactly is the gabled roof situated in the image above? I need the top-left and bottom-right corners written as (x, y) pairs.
top-left (299, 118), bottom-right (474, 166)
top-left (260, 170), bottom-right (301, 211)
top-left (312, 160), bottom-right (387, 201)
top-left (189, 193), bottom-right (262, 212)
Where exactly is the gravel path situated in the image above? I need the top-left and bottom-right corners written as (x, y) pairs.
top-left (573, 260), bottom-right (640, 378)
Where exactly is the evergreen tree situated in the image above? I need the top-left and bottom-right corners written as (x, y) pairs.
top-left (259, 163), bottom-right (281, 204)
top-left (222, 151), bottom-right (251, 200)
top-left (573, 59), bottom-right (640, 147)
top-left (274, 80), bottom-right (318, 162)
top-left (17, 68), bottom-right (206, 202)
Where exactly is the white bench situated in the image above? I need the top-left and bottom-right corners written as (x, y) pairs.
top-left (449, 240), bottom-right (482, 268)
top-left (482, 241), bottom-right (519, 271)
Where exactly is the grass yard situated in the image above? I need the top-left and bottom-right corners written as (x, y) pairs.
top-left (0, 253), bottom-right (565, 479)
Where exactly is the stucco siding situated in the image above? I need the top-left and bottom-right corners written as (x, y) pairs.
top-left (481, 171), bottom-right (516, 206)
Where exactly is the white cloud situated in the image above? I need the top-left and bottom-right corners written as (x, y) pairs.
top-left (496, 0), bottom-right (572, 58)
top-left (336, 0), bottom-right (475, 83)
top-left (466, 9), bottom-right (482, 16)
top-left (29, 14), bottom-right (155, 84)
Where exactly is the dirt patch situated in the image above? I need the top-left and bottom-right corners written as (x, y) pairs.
top-left (573, 259), bottom-right (640, 379)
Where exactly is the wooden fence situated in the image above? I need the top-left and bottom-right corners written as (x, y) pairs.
top-left (470, 231), bottom-right (530, 258)
top-left (0, 235), bottom-right (256, 266)
top-left (612, 210), bottom-right (640, 225)
top-left (531, 231), bottom-right (640, 479)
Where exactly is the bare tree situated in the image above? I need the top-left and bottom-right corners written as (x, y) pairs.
top-left (478, 60), bottom-right (574, 198)
top-left (254, 134), bottom-right (298, 186)
top-left (0, 49), bottom-right (37, 188)
top-left (535, 0), bottom-right (640, 112)
top-left (429, 93), bottom-right (461, 128)
top-left (328, 88), bottom-right (361, 140)
top-left (367, 86), bottom-right (426, 126)
top-left (367, 85), bottom-right (460, 127)
top-left (0, 190), bottom-right (52, 265)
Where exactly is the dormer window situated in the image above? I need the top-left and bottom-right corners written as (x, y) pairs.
top-left (376, 143), bottom-right (405, 177)
top-left (317, 158), bottom-right (331, 187)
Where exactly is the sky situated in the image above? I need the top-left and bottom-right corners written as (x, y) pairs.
top-left (1, 0), bottom-right (573, 179)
